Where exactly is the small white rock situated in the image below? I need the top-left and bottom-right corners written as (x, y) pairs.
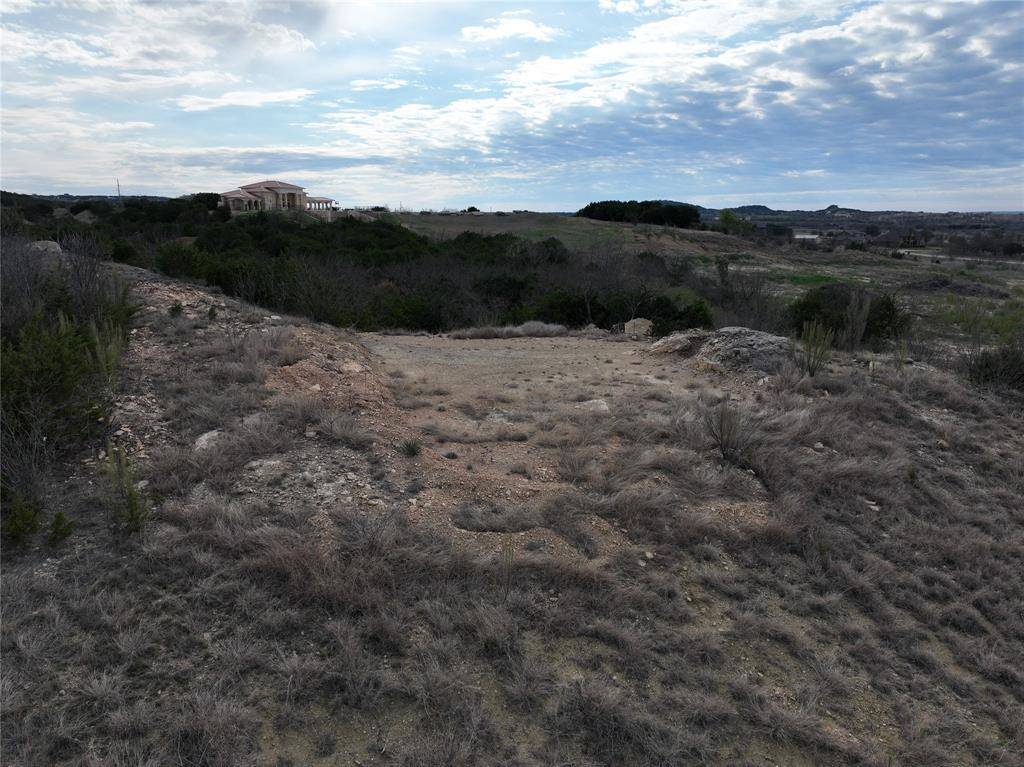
top-left (193, 429), bottom-right (222, 451)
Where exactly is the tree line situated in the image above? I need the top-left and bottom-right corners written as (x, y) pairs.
top-left (575, 200), bottom-right (701, 228)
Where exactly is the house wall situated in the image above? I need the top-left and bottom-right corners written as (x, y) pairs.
top-left (221, 185), bottom-right (314, 214)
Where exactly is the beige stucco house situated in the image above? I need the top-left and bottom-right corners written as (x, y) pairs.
top-left (219, 180), bottom-right (338, 220)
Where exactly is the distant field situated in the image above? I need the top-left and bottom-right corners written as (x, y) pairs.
top-left (400, 211), bottom-right (1024, 293)
top-left (400, 210), bottom-right (1024, 345)
top-left (398, 211), bottom-right (751, 256)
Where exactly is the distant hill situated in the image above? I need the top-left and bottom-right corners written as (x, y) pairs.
top-left (652, 200), bottom-right (1024, 233)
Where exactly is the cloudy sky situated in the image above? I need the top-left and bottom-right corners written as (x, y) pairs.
top-left (1, 0), bottom-right (1022, 211)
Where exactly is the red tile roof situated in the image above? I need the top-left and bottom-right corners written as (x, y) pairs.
top-left (239, 179), bottom-right (305, 191)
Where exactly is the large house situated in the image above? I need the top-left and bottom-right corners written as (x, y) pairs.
top-left (219, 180), bottom-right (338, 220)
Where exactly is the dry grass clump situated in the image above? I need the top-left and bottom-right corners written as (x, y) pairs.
top-left (387, 378), bottom-right (433, 410)
top-left (552, 678), bottom-right (687, 764)
top-left (960, 335), bottom-right (1024, 392)
top-left (449, 321), bottom-right (568, 339)
top-left (321, 413), bottom-right (374, 449)
top-left (147, 413), bottom-right (294, 497)
top-left (597, 486), bottom-right (718, 549)
top-left (242, 326), bottom-right (306, 366)
top-left (798, 319), bottom-right (834, 377)
top-left (555, 447), bottom-right (593, 484)
top-left (273, 392), bottom-right (326, 429)
top-left (700, 399), bottom-right (757, 464)
top-left (535, 491), bottom-right (599, 557)
top-left (421, 421), bottom-right (530, 444)
top-left (401, 438), bottom-right (423, 457)
top-left (199, 414), bottom-right (294, 491)
top-left (451, 501), bottom-right (540, 533)
top-left (208, 358), bottom-right (264, 385)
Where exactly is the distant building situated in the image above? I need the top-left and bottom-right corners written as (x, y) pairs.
top-left (219, 180), bottom-right (338, 220)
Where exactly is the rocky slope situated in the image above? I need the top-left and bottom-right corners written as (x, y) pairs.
top-left (3, 264), bottom-right (1022, 766)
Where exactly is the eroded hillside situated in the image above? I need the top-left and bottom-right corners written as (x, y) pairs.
top-left (3, 265), bottom-right (1023, 766)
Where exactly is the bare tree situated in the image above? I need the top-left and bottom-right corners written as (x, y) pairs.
top-left (1, 237), bottom-right (48, 340)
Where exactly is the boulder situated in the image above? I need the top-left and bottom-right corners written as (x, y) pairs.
top-left (651, 326), bottom-right (792, 374)
top-left (624, 318), bottom-right (654, 337)
top-left (28, 240), bottom-right (62, 256)
top-left (193, 429), bottom-right (223, 451)
top-left (650, 328), bottom-right (712, 356)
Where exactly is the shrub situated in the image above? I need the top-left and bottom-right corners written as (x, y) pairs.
top-left (649, 296), bottom-right (713, 337)
top-left (788, 284), bottom-right (911, 347)
top-left (0, 236), bottom-right (132, 515)
top-left (839, 288), bottom-right (870, 350)
top-left (1, 492), bottom-right (41, 545)
top-left (788, 284), bottom-right (849, 338)
top-left (110, 239), bottom-right (139, 263)
top-left (156, 243), bottom-right (203, 278)
top-left (865, 291), bottom-right (912, 342)
top-left (1, 313), bottom-right (113, 509)
top-left (960, 336), bottom-right (1024, 391)
top-left (47, 511), bottom-right (74, 545)
top-left (401, 439), bottom-right (423, 457)
top-left (701, 401), bottom-right (755, 464)
top-left (104, 444), bottom-right (149, 533)
top-left (449, 321), bottom-right (568, 339)
top-left (713, 271), bottom-right (787, 333)
top-left (799, 321), bottom-right (834, 377)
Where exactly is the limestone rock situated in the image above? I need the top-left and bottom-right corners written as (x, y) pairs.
top-left (651, 326), bottom-right (792, 374)
top-left (577, 398), bottom-right (610, 413)
top-left (624, 318), bottom-right (654, 337)
top-left (193, 429), bottom-right (222, 451)
top-left (28, 240), bottom-right (62, 256)
top-left (650, 328), bottom-right (712, 356)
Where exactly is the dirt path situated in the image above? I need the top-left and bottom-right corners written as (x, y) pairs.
top-left (355, 332), bottom-right (728, 554)
top-left (363, 331), bottom-right (701, 407)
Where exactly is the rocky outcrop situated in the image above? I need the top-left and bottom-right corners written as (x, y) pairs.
top-left (651, 326), bottom-right (792, 373)
top-left (28, 240), bottom-right (62, 256)
top-left (650, 328), bottom-right (711, 356)
top-left (624, 318), bottom-right (653, 337)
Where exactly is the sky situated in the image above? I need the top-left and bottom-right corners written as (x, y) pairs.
top-left (1, 0), bottom-right (1022, 211)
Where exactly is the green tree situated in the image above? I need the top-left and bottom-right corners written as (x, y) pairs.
top-left (718, 209), bottom-right (755, 236)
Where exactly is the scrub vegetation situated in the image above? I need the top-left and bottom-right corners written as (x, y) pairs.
top-left (2, 199), bottom-right (1022, 766)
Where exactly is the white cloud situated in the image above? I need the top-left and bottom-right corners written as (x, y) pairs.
top-left (1, 0), bottom-right (1020, 211)
top-left (349, 78), bottom-right (408, 91)
top-left (299, 1), bottom-right (1021, 189)
top-left (4, 70), bottom-right (237, 102)
top-left (1, 106), bottom-right (151, 141)
top-left (94, 121), bottom-right (155, 131)
top-left (176, 89), bottom-right (314, 112)
top-left (598, 0), bottom-right (689, 14)
top-left (461, 17), bottom-right (562, 43)
top-left (0, 0), bottom-right (38, 13)
top-left (1, 4), bottom-right (314, 71)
